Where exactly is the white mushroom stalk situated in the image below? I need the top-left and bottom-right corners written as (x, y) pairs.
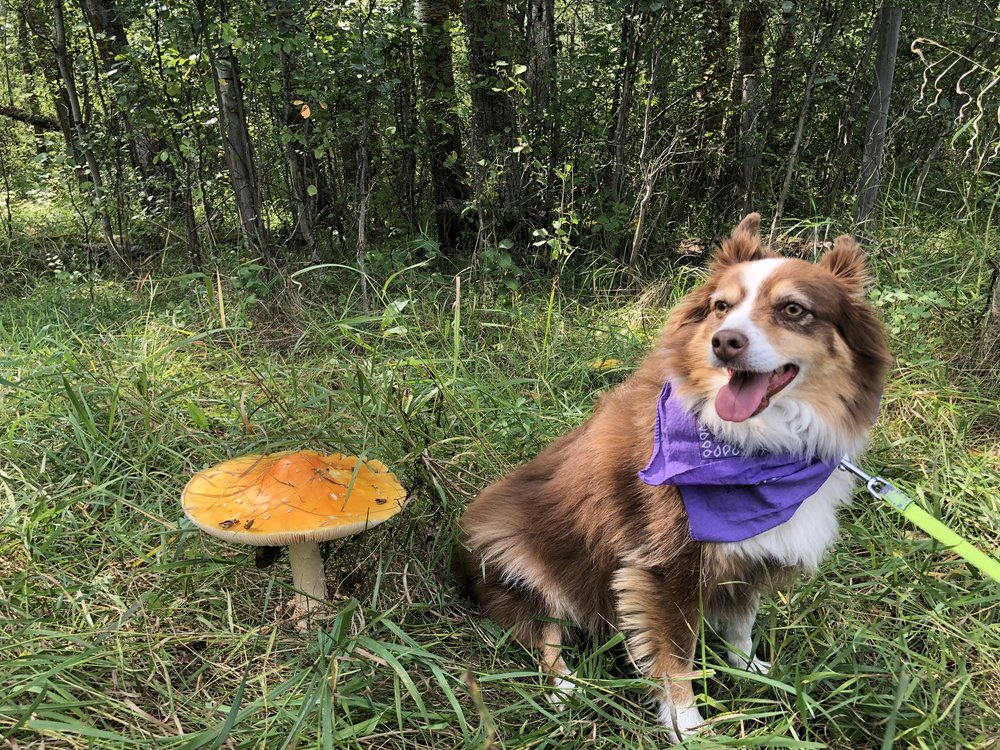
top-left (287, 541), bottom-right (327, 628)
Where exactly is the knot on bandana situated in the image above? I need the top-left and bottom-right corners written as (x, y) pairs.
top-left (638, 382), bottom-right (838, 543)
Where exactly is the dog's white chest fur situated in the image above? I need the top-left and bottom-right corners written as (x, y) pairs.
top-left (721, 468), bottom-right (856, 572)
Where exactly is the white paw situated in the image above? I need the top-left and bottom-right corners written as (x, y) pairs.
top-left (728, 651), bottom-right (771, 674)
top-left (547, 673), bottom-right (577, 711)
top-left (658, 702), bottom-right (706, 744)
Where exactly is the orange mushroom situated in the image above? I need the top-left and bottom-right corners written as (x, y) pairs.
top-left (182, 450), bottom-right (406, 628)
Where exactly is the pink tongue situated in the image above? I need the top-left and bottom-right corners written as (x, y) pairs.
top-left (715, 371), bottom-right (772, 422)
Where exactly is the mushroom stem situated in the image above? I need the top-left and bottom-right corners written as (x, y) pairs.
top-left (287, 541), bottom-right (327, 629)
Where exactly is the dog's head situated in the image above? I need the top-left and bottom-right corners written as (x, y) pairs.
top-left (660, 214), bottom-right (891, 459)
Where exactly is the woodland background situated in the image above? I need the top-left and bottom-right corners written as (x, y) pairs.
top-left (0, 0), bottom-right (997, 283)
top-left (1, 1), bottom-right (999, 749)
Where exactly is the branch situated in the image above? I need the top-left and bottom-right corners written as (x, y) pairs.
top-left (0, 104), bottom-right (60, 131)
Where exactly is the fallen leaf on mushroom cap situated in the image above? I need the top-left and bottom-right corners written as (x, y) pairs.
top-left (182, 450), bottom-right (407, 546)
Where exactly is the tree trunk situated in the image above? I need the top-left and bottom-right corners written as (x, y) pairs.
top-left (196, 0), bottom-right (272, 265)
top-left (463, 0), bottom-right (522, 234)
top-left (745, 0), bottom-right (795, 212)
top-left (276, 7), bottom-right (318, 262)
top-left (356, 138), bottom-right (371, 313)
top-left (52, 0), bottom-right (121, 261)
top-left (769, 3), bottom-right (848, 244)
top-left (22, 2), bottom-right (77, 158)
top-left (628, 44), bottom-right (677, 266)
top-left (524, 0), bottom-right (558, 213)
top-left (15, 12), bottom-right (48, 149)
top-left (691, 0), bottom-right (733, 198)
top-left (821, 12), bottom-right (878, 214)
top-left (79, 0), bottom-right (155, 178)
top-left (394, 0), bottom-right (419, 228)
top-left (739, 72), bottom-right (763, 215)
top-left (80, 0), bottom-right (129, 71)
top-left (853, 6), bottom-right (902, 232)
top-left (720, 0), bottom-right (766, 214)
top-left (607, 0), bottom-right (640, 210)
top-left (414, 0), bottom-right (469, 254)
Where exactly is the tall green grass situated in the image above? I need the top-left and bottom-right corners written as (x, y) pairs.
top-left (0, 222), bottom-right (997, 748)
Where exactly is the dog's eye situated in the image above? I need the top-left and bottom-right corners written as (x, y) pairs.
top-left (783, 302), bottom-right (806, 317)
top-left (713, 300), bottom-right (729, 313)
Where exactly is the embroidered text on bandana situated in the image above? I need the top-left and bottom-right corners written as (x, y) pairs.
top-left (638, 382), bottom-right (839, 542)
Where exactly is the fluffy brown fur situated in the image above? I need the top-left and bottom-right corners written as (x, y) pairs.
top-left (458, 214), bottom-right (890, 741)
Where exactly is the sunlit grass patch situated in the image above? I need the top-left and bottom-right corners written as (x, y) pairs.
top-left (1, 230), bottom-right (998, 748)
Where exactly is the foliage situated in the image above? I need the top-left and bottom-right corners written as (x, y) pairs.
top-left (1, 0), bottom-right (998, 267)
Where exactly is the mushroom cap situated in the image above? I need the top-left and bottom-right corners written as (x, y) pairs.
top-left (182, 451), bottom-right (407, 545)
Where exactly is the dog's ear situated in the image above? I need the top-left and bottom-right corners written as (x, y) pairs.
top-left (665, 283), bottom-right (713, 332)
top-left (820, 235), bottom-right (870, 295)
top-left (710, 213), bottom-right (772, 270)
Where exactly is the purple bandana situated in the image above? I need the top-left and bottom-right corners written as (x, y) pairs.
top-left (638, 382), bottom-right (839, 543)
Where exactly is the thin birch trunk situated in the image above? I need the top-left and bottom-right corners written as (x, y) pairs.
top-left (196, 0), bottom-right (271, 265)
top-left (525, 0), bottom-right (558, 212)
top-left (628, 49), bottom-right (657, 267)
top-left (394, 0), bottom-right (418, 227)
top-left (745, 0), bottom-right (795, 212)
top-left (463, 0), bottom-right (521, 230)
top-left (277, 9), bottom-right (318, 263)
top-left (52, 0), bottom-right (121, 262)
top-left (415, 0), bottom-right (468, 254)
top-left (22, 2), bottom-right (77, 157)
top-left (739, 72), bottom-right (762, 215)
top-left (607, 1), bottom-right (638, 208)
top-left (769, 4), bottom-right (847, 245)
top-left (853, 6), bottom-right (902, 232)
top-left (721, 0), bottom-right (765, 211)
top-left (822, 14), bottom-right (878, 214)
top-left (357, 143), bottom-right (370, 313)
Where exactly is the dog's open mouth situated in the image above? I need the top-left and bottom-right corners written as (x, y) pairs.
top-left (715, 364), bottom-right (798, 423)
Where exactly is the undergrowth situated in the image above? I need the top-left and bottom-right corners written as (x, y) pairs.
top-left (0, 220), bottom-right (998, 749)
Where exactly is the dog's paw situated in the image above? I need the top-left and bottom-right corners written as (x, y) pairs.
top-left (658, 702), bottom-right (706, 744)
top-left (747, 656), bottom-right (772, 674)
top-left (546, 673), bottom-right (577, 712)
top-left (728, 650), bottom-right (771, 675)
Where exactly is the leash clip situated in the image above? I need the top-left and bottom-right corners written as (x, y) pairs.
top-left (839, 457), bottom-right (912, 511)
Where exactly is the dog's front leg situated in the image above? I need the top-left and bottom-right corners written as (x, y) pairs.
top-left (537, 621), bottom-right (576, 709)
top-left (708, 588), bottom-right (771, 674)
top-left (613, 566), bottom-right (706, 744)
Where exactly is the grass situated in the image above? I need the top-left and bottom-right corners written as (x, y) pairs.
top-left (1, 221), bottom-right (998, 749)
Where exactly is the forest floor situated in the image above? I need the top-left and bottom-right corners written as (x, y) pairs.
top-left (1, 220), bottom-right (999, 749)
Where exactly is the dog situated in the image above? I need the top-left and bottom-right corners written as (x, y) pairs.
top-left (458, 213), bottom-right (890, 742)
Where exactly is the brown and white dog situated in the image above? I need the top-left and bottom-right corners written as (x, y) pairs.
top-left (458, 214), bottom-right (890, 742)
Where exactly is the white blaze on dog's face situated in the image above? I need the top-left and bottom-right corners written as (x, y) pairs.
top-left (706, 257), bottom-right (794, 421)
top-left (662, 214), bottom-right (890, 460)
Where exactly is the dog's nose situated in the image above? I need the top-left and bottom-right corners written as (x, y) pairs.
top-left (711, 329), bottom-right (748, 362)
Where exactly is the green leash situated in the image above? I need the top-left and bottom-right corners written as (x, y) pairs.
top-left (840, 458), bottom-right (1000, 584)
